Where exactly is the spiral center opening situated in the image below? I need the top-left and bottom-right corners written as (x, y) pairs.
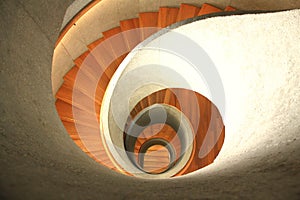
top-left (141, 144), bottom-right (171, 174)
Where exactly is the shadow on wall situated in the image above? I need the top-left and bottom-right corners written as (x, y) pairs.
top-left (0, 0), bottom-right (300, 199)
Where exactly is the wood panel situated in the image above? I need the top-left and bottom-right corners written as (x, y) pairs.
top-left (87, 37), bottom-right (105, 51)
top-left (198, 3), bottom-right (222, 16)
top-left (143, 145), bottom-right (170, 173)
top-left (139, 12), bottom-right (159, 40)
top-left (120, 18), bottom-right (141, 50)
top-left (177, 4), bottom-right (200, 21)
top-left (126, 88), bottom-right (225, 176)
top-left (224, 6), bottom-right (237, 11)
top-left (158, 7), bottom-right (180, 28)
top-left (55, 2), bottom-right (233, 176)
top-left (103, 27), bottom-right (129, 57)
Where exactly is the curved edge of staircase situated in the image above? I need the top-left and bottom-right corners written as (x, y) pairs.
top-left (54, 2), bottom-right (236, 176)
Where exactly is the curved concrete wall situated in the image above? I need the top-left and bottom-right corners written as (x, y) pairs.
top-left (1, 0), bottom-right (299, 200)
top-left (60, 0), bottom-right (93, 30)
top-left (51, 0), bottom-right (300, 94)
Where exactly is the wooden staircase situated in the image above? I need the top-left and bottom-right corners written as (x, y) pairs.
top-left (125, 88), bottom-right (225, 176)
top-left (55, 3), bottom-right (233, 176)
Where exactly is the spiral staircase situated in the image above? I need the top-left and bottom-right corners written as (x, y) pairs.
top-left (2, 0), bottom-right (300, 198)
top-left (54, 2), bottom-right (233, 177)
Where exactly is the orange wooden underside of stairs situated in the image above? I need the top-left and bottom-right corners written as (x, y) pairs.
top-left (55, 3), bottom-right (234, 176)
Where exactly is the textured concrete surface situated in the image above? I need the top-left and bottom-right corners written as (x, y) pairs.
top-left (1, 0), bottom-right (300, 200)
top-left (61, 0), bottom-right (92, 30)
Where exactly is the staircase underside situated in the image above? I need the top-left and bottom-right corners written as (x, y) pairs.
top-left (1, 0), bottom-right (300, 198)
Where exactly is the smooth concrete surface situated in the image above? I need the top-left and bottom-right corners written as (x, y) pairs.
top-left (1, 0), bottom-right (300, 200)
top-left (101, 8), bottom-right (300, 182)
top-left (60, 0), bottom-right (92, 30)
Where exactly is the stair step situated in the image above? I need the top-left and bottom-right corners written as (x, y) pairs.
top-left (143, 158), bottom-right (170, 163)
top-left (56, 99), bottom-right (99, 129)
top-left (63, 66), bottom-right (79, 82)
top-left (90, 39), bottom-right (118, 76)
top-left (88, 151), bottom-right (109, 162)
top-left (57, 82), bottom-right (104, 120)
top-left (101, 160), bottom-right (115, 168)
top-left (147, 94), bottom-right (157, 106)
top-left (63, 71), bottom-right (102, 105)
top-left (74, 50), bottom-right (90, 67)
top-left (92, 149), bottom-right (109, 156)
top-left (177, 4), bottom-right (200, 22)
top-left (70, 132), bottom-right (106, 143)
top-left (56, 83), bottom-right (97, 113)
top-left (158, 7), bottom-right (179, 28)
top-left (133, 102), bottom-right (143, 117)
top-left (74, 51), bottom-right (105, 81)
top-left (56, 99), bottom-right (99, 119)
top-left (156, 90), bottom-right (166, 103)
top-left (88, 37), bottom-right (105, 51)
top-left (135, 139), bottom-right (143, 146)
top-left (73, 140), bottom-right (89, 152)
top-left (139, 12), bottom-right (159, 40)
top-left (165, 89), bottom-right (178, 107)
top-left (61, 120), bottom-right (104, 143)
top-left (61, 120), bottom-right (78, 136)
top-left (139, 98), bottom-right (149, 110)
top-left (103, 26), bottom-right (122, 38)
top-left (120, 18), bottom-right (140, 31)
top-left (103, 26), bottom-right (129, 57)
top-left (141, 127), bottom-right (154, 138)
top-left (224, 6), bottom-right (237, 11)
top-left (62, 114), bottom-right (99, 129)
top-left (120, 18), bottom-right (141, 50)
top-left (198, 3), bottom-right (222, 16)
top-left (70, 57), bottom-right (110, 96)
top-left (99, 55), bottom-right (122, 81)
top-left (139, 12), bottom-right (159, 28)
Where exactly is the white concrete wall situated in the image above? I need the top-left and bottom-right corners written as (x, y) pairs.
top-left (101, 10), bottom-right (300, 177)
top-left (60, 0), bottom-right (93, 30)
top-left (2, 0), bottom-right (300, 198)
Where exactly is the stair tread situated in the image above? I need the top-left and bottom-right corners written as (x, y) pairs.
top-left (177, 3), bottom-right (200, 22)
top-left (63, 73), bottom-right (102, 105)
top-left (56, 86), bottom-right (101, 118)
top-left (56, 83), bottom-right (97, 112)
top-left (224, 6), bottom-right (237, 11)
top-left (120, 18), bottom-right (141, 50)
top-left (103, 26), bottom-right (122, 38)
top-left (139, 12), bottom-right (160, 40)
top-left (90, 39), bottom-right (117, 71)
top-left (88, 37), bottom-right (105, 51)
top-left (103, 26), bottom-right (129, 58)
top-left (158, 7), bottom-right (179, 28)
top-left (56, 99), bottom-right (99, 129)
top-left (66, 50), bottom-right (106, 89)
top-left (198, 3), bottom-right (222, 16)
top-left (73, 140), bottom-right (89, 152)
top-left (63, 66), bottom-right (79, 82)
top-left (139, 12), bottom-right (159, 27)
top-left (120, 18), bottom-right (140, 31)
top-left (74, 50), bottom-right (90, 67)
